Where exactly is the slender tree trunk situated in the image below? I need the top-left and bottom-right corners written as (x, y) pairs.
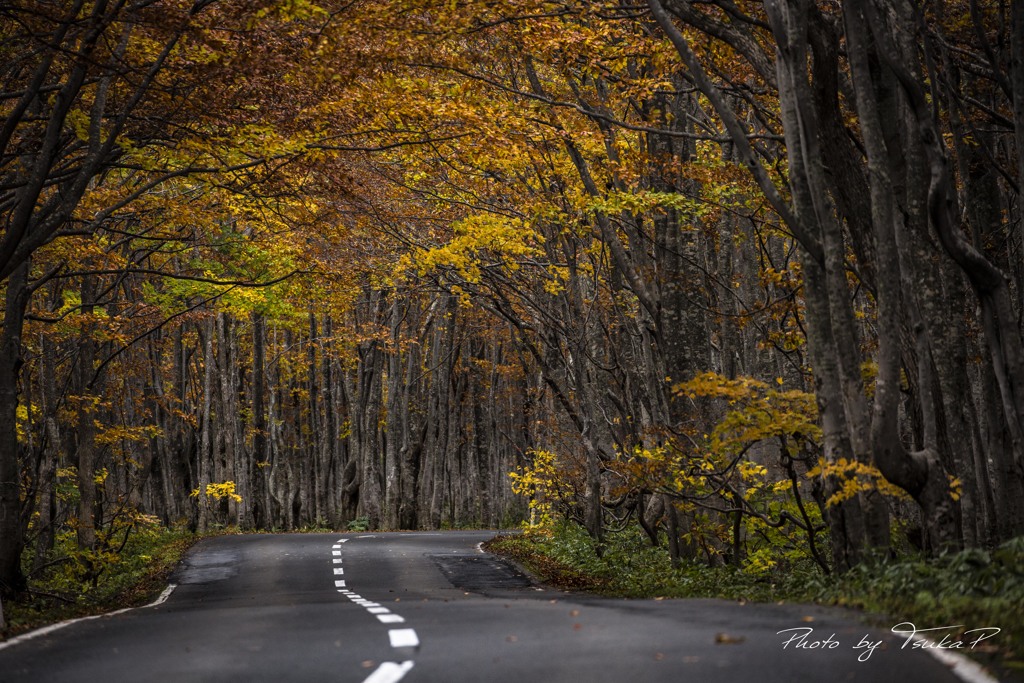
top-left (1012, 1), bottom-right (1024, 197)
top-left (0, 261), bottom-right (30, 595)
top-left (32, 330), bottom-right (60, 572)
top-left (76, 275), bottom-right (99, 555)
top-left (384, 297), bottom-right (403, 529)
top-left (197, 316), bottom-right (215, 531)
top-left (251, 312), bottom-right (269, 528)
top-left (399, 317), bottom-right (421, 530)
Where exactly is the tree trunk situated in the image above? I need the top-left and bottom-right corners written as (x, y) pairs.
top-left (844, 0), bottom-right (958, 550)
top-left (0, 261), bottom-right (30, 596)
top-left (197, 316), bottom-right (215, 531)
top-left (76, 275), bottom-right (99, 555)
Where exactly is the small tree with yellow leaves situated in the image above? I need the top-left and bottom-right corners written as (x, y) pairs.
top-left (508, 450), bottom-right (563, 535)
top-left (190, 481), bottom-right (243, 528)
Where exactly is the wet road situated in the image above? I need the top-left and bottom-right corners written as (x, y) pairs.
top-left (0, 532), bottom-right (983, 682)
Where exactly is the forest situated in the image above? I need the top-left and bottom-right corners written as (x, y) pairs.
top-left (1, 0), bottom-right (1023, 613)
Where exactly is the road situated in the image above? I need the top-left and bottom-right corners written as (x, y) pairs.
top-left (0, 531), bottom-right (988, 682)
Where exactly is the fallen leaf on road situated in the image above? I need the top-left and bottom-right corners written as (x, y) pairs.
top-left (715, 633), bottom-right (746, 644)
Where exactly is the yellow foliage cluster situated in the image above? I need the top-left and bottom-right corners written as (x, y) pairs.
top-left (95, 424), bottom-right (164, 447)
top-left (508, 449), bottom-right (559, 534)
top-left (676, 371), bottom-right (821, 456)
top-left (407, 214), bottom-right (542, 286)
top-left (806, 458), bottom-right (912, 507)
top-left (190, 481), bottom-right (243, 503)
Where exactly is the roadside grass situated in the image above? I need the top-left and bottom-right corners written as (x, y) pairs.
top-left (1, 523), bottom-right (202, 640)
top-left (486, 522), bottom-right (1024, 677)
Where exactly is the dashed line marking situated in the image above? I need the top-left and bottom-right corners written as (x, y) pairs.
top-left (388, 629), bottom-right (420, 648)
top-left (362, 661), bottom-right (414, 683)
top-left (332, 539), bottom-right (420, 682)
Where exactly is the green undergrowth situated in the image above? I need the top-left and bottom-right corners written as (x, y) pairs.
top-left (2, 523), bottom-right (202, 640)
top-left (486, 522), bottom-right (1024, 674)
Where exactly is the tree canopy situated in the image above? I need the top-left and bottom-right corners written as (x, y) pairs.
top-left (2, 0), bottom-right (1023, 596)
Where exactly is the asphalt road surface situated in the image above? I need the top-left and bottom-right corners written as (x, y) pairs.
top-left (0, 532), bottom-right (988, 682)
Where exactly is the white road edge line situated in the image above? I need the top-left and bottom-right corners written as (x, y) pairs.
top-left (377, 614), bottom-right (405, 624)
top-left (335, 580), bottom-right (347, 588)
top-left (0, 583), bottom-right (177, 652)
top-left (388, 628), bottom-right (419, 648)
top-left (909, 635), bottom-right (1000, 683)
top-left (362, 660), bottom-right (414, 683)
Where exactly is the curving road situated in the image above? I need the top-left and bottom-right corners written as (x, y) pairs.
top-left (0, 532), bottom-right (991, 682)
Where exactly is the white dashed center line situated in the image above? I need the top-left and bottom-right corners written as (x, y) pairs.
top-left (363, 660), bottom-right (414, 683)
top-left (331, 538), bottom-right (419, 683)
top-left (387, 629), bottom-right (420, 648)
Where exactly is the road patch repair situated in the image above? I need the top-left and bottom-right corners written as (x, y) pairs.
top-left (430, 553), bottom-right (533, 594)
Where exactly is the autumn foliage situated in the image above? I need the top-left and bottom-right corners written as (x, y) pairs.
top-left (2, 0), bottom-right (1024, 599)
